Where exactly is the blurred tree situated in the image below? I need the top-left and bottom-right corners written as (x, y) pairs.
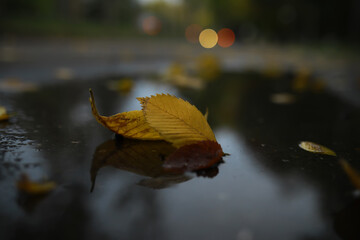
top-left (1, 0), bottom-right (56, 17)
top-left (87, 0), bottom-right (140, 24)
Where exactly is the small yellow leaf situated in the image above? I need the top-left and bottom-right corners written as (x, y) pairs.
top-left (17, 174), bottom-right (56, 195)
top-left (339, 159), bottom-right (360, 189)
top-left (299, 141), bottom-right (336, 156)
top-left (0, 106), bottom-right (10, 121)
top-left (196, 54), bottom-right (220, 81)
top-left (139, 94), bottom-right (216, 148)
top-left (107, 78), bottom-right (133, 93)
top-left (89, 89), bottom-right (162, 140)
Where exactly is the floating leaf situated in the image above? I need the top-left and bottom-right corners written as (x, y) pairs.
top-left (139, 94), bottom-right (216, 148)
top-left (17, 174), bottom-right (56, 195)
top-left (163, 140), bottom-right (224, 173)
top-left (298, 141), bottom-right (336, 156)
top-left (339, 159), bottom-right (360, 189)
top-left (89, 89), bottom-right (162, 140)
top-left (0, 106), bottom-right (10, 121)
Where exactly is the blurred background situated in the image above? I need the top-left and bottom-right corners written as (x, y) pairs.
top-left (1, 0), bottom-right (360, 41)
top-left (1, 0), bottom-right (360, 101)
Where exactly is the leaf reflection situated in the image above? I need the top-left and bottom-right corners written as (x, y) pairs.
top-left (90, 137), bottom-right (222, 190)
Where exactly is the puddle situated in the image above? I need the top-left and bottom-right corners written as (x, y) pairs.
top-left (0, 72), bottom-right (359, 239)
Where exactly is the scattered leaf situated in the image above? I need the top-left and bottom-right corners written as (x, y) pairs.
top-left (163, 63), bottom-right (205, 90)
top-left (163, 140), bottom-right (224, 173)
top-left (55, 67), bottom-right (73, 80)
top-left (0, 106), bottom-right (10, 121)
top-left (89, 89), bottom-right (162, 140)
top-left (262, 62), bottom-right (283, 78)
top-left (339, 159), bottom-right (360, 189)
top-left (17, 174), bottom-right (56, 195)
top-left (311, 78), bottom-right (326, 92)
top-left (107, 78), bottom-right (134, 93)
top-left (196, 54), bottom-right (220, 81)
top-left (139, 94), bottom-right (216, 148)
top-left (270, 93), bottom-right (296, 104)
top-left (0, 78), bottom-right (37, 93)
top-left (298, 141), bottom-right (336, 156)
top-left (292, 68), bottom-right (310, 92)
top-left (0, 46), bottom-right (17, 62)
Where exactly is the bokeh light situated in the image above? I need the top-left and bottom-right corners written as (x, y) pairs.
top-left (217, 28), bottom-right (235, 48)
top-left (199, 29), bottom-right (218, 48)
top-left (142, 16), bottom-right (162, 36)
top-left (185, 24), bottom-right (203, 43)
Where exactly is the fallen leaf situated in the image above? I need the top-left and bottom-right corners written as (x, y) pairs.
top-left (339, 159), bottom-right (360, 189)
top-left (17, 174), bottom-right (56, 195)
top-left (163, 140), bottom-right (224, 173)
top-left (292, 67), bottom-right (311, 92)
top-left (311, 79), bottom-right (326, 92)
top-left (89, 89), bottom-right (162, 140)
top-left (55, 67), bottom-right (73, 80)
top-left (196, 54), bottom-right (220, 81)
top-left (163, 63), bottom-right (205, 90)
top-left (298, 141), bottom-right (336, 156)
top-left (0, 78), bottom-right (37, 93)
top-left (270, 93), bottom-right (296, 104)
top-left (262, 62), bottom-right (283, 79)
top-left (139, 94), bottom-right (216, 148)
top-left (0, 106), bottom-right (10, 121)
top-left (107, 78), bottom-right (133, 93)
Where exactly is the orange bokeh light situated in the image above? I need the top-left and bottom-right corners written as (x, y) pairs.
top-left (142, 16), bottom-right (161, 36)
top-left (217, 28), bottom-right (235, 48)
top-left (185, 24), bottom-right (203, 43)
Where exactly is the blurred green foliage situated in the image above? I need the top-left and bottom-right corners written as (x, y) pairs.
top-left (1, 0), bottom-right (359, 42)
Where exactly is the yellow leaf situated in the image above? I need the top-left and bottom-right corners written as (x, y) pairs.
top-left (299, 141), bottom-right (336, 156)
top-left (196, 54), bottom-right (220, 81)
top-left (89, 89), bottom-right (162, 140)
top-left (17, 174), bottom-right (56, 195)
top-left (339, 159), bottom-right (360, 189)
top-left (0, 106), bottom-right (10, 121)
top-left (107, 78), bottom-right (133, 93)
top-left (139, 94), bottom-right (216, 148)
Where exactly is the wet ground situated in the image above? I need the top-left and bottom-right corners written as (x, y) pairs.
top-left (1, 40), bottom-right (360, 240)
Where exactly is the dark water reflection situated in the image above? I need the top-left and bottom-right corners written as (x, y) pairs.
top-left (0, 73), bottom-right (359, 239)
